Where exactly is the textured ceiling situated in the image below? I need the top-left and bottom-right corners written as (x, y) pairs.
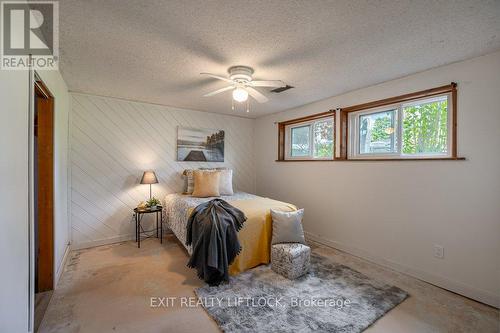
top-left (58, 0), bottom-right (500, 118)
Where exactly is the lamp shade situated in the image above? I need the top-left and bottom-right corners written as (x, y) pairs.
top-left (140, 171), bottom-right (158, 184)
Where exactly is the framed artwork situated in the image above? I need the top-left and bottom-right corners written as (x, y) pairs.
top-left (177, 127), bottom-right (224, 162)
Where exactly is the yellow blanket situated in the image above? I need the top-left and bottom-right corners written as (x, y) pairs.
top-left (226, 197), bottom-right (296, 275)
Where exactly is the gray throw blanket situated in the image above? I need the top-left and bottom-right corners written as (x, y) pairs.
top-left (186, 199), bottom-right (246, 285)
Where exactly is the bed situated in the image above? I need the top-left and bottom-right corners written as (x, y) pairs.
top-left (164, 192), bottom-right (296, 275)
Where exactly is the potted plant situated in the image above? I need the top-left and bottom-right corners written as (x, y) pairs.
top-left (146, 197), bottom-right (161, 210)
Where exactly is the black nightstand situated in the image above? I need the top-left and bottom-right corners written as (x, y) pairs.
top-left (133, 206), bottom-right (163, 248)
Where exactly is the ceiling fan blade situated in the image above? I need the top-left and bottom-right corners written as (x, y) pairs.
top-left (247, 80), bottom-right (285, 88)
top-left (203, 85), bottom-right (234, 97)
top-left (246, 87), bottom-right (269, 103)
top-left (200, 73), bottom-right (233, 83)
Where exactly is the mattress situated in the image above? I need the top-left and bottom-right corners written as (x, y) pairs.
top-left (163, 192), bottom-right (296, 275)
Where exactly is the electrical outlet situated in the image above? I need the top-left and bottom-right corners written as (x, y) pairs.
top-left (434, 245), bottom-right (444, 259)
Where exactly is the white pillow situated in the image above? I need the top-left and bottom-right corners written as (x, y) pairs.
top-left (198, 168), bottom-right (233, 195)
top-left (271, 209), bottom-right (305, 245)
top-left (218, 169), bottom-right (234, 195)
top-left (184, 168), bottom-right (233, 195)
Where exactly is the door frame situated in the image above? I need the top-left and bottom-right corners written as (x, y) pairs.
top-left (33, 74), bottom-right (54, 293)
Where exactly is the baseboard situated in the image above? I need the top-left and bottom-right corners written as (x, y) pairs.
top-left (70, 234), bottom-right (135, 250)
top-left (304, 231), bottom-right (499, 308)
top-left (70, 228), bottom-right (174, 250)
top-left (54, 244), bottom-right (70, 288)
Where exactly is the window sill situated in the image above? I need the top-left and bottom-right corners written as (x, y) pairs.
top-left (276, 157), bottom-right (466, 162)
top-left (276, 159), bottom-right (335, 162)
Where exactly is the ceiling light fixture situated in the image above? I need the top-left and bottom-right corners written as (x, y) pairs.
top-left (201, 65), bottom-right (287, 113)
top-left (232, 87), bottom-right (248, 102)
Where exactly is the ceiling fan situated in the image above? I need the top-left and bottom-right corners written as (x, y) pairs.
top-left (201, 66), bottom-right (286, 107)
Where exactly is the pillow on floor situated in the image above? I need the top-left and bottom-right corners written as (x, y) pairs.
top-left (192, 170), bottom-right (221, 197)
top-left (271, 209), bottom-right (306, 245)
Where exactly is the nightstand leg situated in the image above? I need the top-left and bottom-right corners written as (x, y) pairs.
top-left (138, 214), bottom-right (141, 249)
top-left (160, 210), bottom-right (163, 244)
top-left (156, 212), bottom-right (158, 238)
top-left (135, 213), bottom-right (138, 243)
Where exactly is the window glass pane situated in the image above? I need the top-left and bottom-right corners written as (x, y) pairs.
top-left (359, 110), bottom-right (397, 154)
top-left (291, 125), bottom-right (310, 156)
top-left (313, 119), bottom-right (334, 158)
top-left (402, 96), bottom-right (448, 155)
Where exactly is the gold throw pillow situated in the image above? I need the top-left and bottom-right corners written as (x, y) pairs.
top-left (192, 170), bottom-right (221, 197)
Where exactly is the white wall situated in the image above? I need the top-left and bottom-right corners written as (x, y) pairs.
top-left (254, 51), bottom-right (500, 307)
top-left (0, 68), bottom-right (69, 333)
top-left (69, 93), bottom-right (256, 249)
top-left (0, 65), bottom-right (30, 333)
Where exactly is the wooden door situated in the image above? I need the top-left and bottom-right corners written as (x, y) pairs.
top-left (35, 81), bottom-right (54, 293)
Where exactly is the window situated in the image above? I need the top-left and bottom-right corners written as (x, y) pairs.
top-left (277, 113), bottom-right (335, 160)
top-left (290, 125), bottom-right (310, 157)
top-left (402, 96), bottom-right (448, 155)
top-left (313, 119), bottom-right (334, 158)
top-left (358, 109), bottom-right (398, 155)
top-left (287, 118), bottom-right (334, 159)
top-left (348, 93), bottom-right (452, 159)
top-left (277, 83), bottom-right (460, 162)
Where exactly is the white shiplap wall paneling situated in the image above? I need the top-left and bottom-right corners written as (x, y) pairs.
top-left (70, 93), bottom-right (255, 248)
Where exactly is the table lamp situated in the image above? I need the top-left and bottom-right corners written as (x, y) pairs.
top-left (140, 170), bottom-right (158, 199)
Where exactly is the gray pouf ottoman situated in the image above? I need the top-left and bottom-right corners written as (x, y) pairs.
top-left (271, 243), bottom-right (311, 279)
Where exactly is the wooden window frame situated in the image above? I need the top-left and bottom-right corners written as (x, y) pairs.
top-left (277, 111), bottom-right (336, 161)
top-left (340, 82), bottom-right (460, 160)
top-left (277, 82), bottom-right (464, 162)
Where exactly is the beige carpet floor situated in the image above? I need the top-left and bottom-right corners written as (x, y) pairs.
top-left (35, 290), bottom-right (53, 332)
top-left (39, 235), bottom-right (499, 333)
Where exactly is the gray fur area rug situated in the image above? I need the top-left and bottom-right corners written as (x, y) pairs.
top-left (196, 253), bottom-right (408, 333)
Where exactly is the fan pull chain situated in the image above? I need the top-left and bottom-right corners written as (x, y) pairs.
top-left (231, 98), bottom-right (234, 111)
top-left (246, 99), bottom-right (249, 113)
